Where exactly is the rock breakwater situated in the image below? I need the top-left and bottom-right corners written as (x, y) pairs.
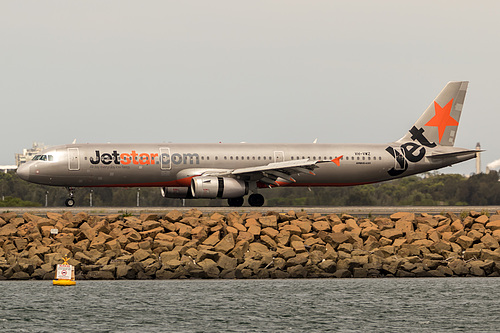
top-left (1, 210), bottom-right (500, 280)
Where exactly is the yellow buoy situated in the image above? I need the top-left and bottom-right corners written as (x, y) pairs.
top-left (53, 279), bottom-right (76, 286)
top-left (53, 256), bottom-right (76, 286)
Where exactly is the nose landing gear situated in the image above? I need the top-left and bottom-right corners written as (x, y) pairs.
top-left (65, 187), bottom-right (76, 207)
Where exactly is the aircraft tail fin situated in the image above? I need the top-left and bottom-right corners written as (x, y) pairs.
top-left (397, 81), bottom-right (468, 147)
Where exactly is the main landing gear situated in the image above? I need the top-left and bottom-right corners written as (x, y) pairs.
top-left (65, 187), bottom-right (76, 207)
top-left (248, 193), bottom-right (264, 207)
top-left (227, 197), bottom-right (244, 207)
top-left (227, 193), bottom-right (265, 207)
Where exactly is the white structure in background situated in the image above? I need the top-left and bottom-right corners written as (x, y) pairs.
top-left (476, 142), bottom-right (481, 174)
top-left (15, 142), bottom-right (47, 167)
top-left (0, 165), bottom-right (17, 173)
top-left (486, 157), bottom-right (500, 174)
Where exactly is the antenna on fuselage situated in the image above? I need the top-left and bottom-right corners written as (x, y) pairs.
top-left (72, 139), bottom-right (77, 144)
top-left (313, 138), bottom-right (318, 144)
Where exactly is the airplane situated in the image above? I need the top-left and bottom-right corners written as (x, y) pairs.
top-left (17, 81), bottom-right (478, 207)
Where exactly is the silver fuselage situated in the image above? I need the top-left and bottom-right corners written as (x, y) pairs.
top-left (16, 142), bottom-right (476, 188)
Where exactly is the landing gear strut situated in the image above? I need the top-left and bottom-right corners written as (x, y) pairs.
top-left (248, 193), bottom-right (265, 207)
top-left (65, 187), bottom-right (76, 207)
top-left (227, 197), bottom-right (244, 207)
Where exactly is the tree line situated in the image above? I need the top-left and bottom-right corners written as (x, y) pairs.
top-left (1, 170), bottom-right (499, 207)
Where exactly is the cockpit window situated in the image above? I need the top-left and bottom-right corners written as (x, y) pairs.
top-left (31, 154), bottom-right (54, 162)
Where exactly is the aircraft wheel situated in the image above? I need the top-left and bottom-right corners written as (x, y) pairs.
top-left (228, 197), bottom-right (244, 207)
top-left (248, 193), bottom-right (264, 207)
top-left (65, 198), bottom-right (75, 207)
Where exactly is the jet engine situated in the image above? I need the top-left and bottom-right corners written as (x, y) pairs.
top-left (190, 176), bottom-right (248, 198)
top-left (161, 187), bottom-right (194, 199)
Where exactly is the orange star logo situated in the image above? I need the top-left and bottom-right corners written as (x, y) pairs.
top-left (425, 99), bottom-right (458, 143)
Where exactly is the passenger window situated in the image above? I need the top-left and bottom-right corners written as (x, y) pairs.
top-left (263, 156), bottom-right (266, 160)
top-left (235, 156), bottom-right (238, 160)
top-left (258, 156), bottom-right (261, 160)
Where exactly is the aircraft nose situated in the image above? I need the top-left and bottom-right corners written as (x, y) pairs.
top-left (16, 163), bottom-right (30, 181)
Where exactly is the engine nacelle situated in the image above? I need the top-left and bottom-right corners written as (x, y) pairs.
top-left (161, 187), bottom-right (193, 199)
top-left (190, 176), bottom-right (248, 199)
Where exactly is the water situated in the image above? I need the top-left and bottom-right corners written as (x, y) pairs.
top-left (0, 278), bottom-right (499, 332)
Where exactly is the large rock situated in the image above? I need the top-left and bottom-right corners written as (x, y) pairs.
top-left (214, 233), bottom-right (235, 253)
top-left (456, 235), bottom-right (474, 250)
top-left (133, 249), bottom-right (151, 262)
top-left (229, 241), bottom-right (249, 260)
top-left (0, 224), bottom-right (17, 237)
top-left (481, 249), bottom-right (500, 262)
top-left (164, 210), bottom-right (183, 222)
top-left (198, 259), bottom-right (220, 278)
top-left (481, 234), bottom-right (499, 249)
top-left (217, 254), bottom-right (238, 271)
top-left (448, 259), bottom-right (469, 276)
top-left (277, 247), bottom-right (296, 260)
top-left (116, 264), bottom-right (136, 279)
top-left (486, 220), bottom-right (500, 231)
top-left (260, 235), bottom-right (277, 250)
top-left (390, 212), bottom-right (413, 221)
top-left (203, 231), bottom-right (220, 246)
top-left (380, 229), bottom-right (404, 240)
top-left (395, 219), bottom-right (413, 234)
top-left (259, 216), bottom-right (277, 229)
top-left (475, 215), bottom-right (489, 224)
top-left (87, 270), bottom-right (115, 280)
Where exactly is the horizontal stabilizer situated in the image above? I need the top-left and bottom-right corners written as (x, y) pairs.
top-left (427, 149), bottom-right (481, 160)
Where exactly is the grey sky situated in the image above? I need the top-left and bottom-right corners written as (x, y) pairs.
top-left (1, 1), bottom-right (499, 175)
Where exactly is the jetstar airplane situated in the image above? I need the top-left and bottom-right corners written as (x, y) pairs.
top-left (17, 81), bottom-right (478, 207)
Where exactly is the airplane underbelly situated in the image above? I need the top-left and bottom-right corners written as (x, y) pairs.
top-left (290, 163), bottom-right (392, 186)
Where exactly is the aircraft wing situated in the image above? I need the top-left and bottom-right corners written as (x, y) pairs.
top-left (202, 156), bottom-right (342, 186)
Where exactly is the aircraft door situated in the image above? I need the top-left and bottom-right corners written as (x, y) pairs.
top-left (274, 151), bottom-right (284, 163)
top-left (68, 148), bottom-right (80, 171)
top-left (160, 148), bottom-right (171, 170)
